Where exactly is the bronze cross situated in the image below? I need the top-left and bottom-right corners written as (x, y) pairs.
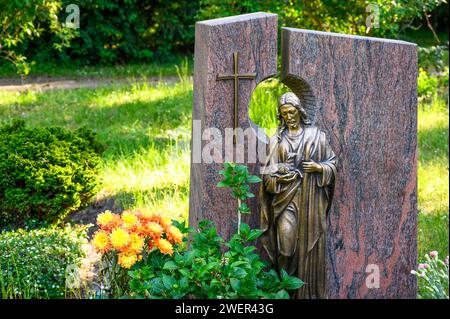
top-left (217, 52), bottom-right (256, 144)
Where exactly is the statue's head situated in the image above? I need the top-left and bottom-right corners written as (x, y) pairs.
top-left (277, 92), bottom-right (311, 131)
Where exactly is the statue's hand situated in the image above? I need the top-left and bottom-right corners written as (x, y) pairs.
top-left (277, 172), bottom-right (297, 184)
top-left (302, 160), bottom-right (323, 173)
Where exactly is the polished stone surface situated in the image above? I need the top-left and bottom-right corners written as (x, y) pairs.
top-left (282, 28), bottom-right (418, 298)
top-left (189, 14), bottom-right (418, 298)
top-left (189, 13), bottom-right (278, 241)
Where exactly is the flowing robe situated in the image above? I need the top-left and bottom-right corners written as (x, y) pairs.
top-left (259, 125), bottom-right (337, 299)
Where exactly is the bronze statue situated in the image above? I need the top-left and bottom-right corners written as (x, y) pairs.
top-left (259, 92), bottom-right (337, 299)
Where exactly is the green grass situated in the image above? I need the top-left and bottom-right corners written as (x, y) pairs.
top-left (0, 72), bottom-right (192, 221)
top-left (417, 92), bottom-right (449, 259)
top-left (0, 55), bottom-right (193, 79)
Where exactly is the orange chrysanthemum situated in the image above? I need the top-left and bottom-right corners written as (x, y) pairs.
top-left (166, 225), bottom-right (184, 244)
top-left (146, 239), bottom-right (154, 252)
top-left (149, 213), bottom-right (161, 224)
top-left (117, 252), bottom-right (138, 269)
top-left (136, 223), bottom-right (148, 237)
top-left (159, 217), bottom-right (172, 231)
top-left (144, 222), bottom-right (163, 239)
top-left (110, 228), bottom-right (131, 251)
top-left (92, 230), bottom-right (111, 254)
top-left (136, 209), bottom-right (154, 222)
top-left (155, 238), bottom-right (173, 255)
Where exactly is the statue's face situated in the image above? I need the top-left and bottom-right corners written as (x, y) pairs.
top-left (280, 104), bottom-right (301, 129)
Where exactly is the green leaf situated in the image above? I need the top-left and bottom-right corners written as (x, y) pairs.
top-left (247, 229), bottom-right (263, 241)
top-left (230, 278), bottom-right (242, 291)
top-left (238, 203), bottom-right (250, 214)
top-left (246, 192), bottom-right (255, 198)
top-left (247, 175), bottom-right (262, 183)
top-left (162, 274), bottom-right (176, 289)
top-left (163, 261), bottom-right (178, 271)
top-left (244, 245), bottom-right (256, 254)
top-left (275, 289), bottom-right (290, 299)
top-left (284, 276), bottom-right (304, 290)
top-left (210, 278), bottom-right (221, 287)
top-left (230, 260), bottom-right (248, 268)
top-left (239, 223), bottom-right (250, 236)
top-left (232, 267), bottom-right (247, 278)
top-left (217, 181), bottom-right (230, 187)
top-left (280, 268), bottom-right (290, 282)
top-left (179, 269), bottom-right (189, 277)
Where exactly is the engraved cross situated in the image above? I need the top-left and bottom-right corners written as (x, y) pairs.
top-left (217, 52), bottom-right (256, 144)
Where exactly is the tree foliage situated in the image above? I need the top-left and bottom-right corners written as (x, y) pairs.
top-left (0, 0), bottom-right (75, 75)
top-left (0, 0), bottom-right (447, 74)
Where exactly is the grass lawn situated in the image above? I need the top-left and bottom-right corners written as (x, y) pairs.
top-left (0, 55), bottom-right (193, 79)
top-left (0, 63), bottom-right (448, 261)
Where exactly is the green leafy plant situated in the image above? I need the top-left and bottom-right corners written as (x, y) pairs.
top-left (419, 44), bottom-right (449, 72)
top-left (417, 66), bottom-right (449, 104)
top-left (128, 221), bottom-right (303, 299)
top-left (0, 0), bottom-right (76, 76)
top-left (0, 120), bottom-right (104, 225)
top-left (128, 164), bottom-right (302, 299)
top-left (418, 67), bottom-right (440, 102)
top-left (217, 162), bottom-right (262, 233)
top-left (412, 251), bottom-right (449, 299)
top-left (0, 224), bottom-right (88, 299)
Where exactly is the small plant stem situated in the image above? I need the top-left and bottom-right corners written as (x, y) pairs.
top-left (237, 198), bottom-right (242, 234)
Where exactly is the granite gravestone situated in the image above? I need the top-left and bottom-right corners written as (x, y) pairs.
top-left (189, 13), bottom-right (417, 298)
top-left (189, 13), bottom-right (278, 241)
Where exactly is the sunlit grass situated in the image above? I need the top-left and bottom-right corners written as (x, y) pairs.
top-left (0, 69), bottom-right (192, 221)
top-left (417, 93), bottom-right (449, 259)
top-left (0, 56), bottom-right (193, 79)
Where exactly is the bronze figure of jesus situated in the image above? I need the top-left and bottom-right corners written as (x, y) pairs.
top-left (259, 92), bottom-right (337, 299)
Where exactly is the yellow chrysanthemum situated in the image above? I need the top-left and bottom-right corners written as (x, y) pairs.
top-left (118, 252), bottom-right (138, 269)
top-left (128, 233), bottom-right (144, 254)
top-left (110, 228), bottom-right (131, 251)
top-left (145, 222), bottom-right (163, 239)
top-left (155, 238), bottom-right (173, 255)
top-left (121, 211), bottom-right (140, 231)
top-left (97, 210), bottom-right (116, 230)
top-left (166, 225), bottom-right (184, 244)
top-left (92, 230), bottom-right (110, 254)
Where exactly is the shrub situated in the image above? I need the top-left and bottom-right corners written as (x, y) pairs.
top-left (128, 221), bottom-right (303, 299)
top-left (0, 224), bottom-right (88, 298)
top-left (418, 66), bottom-right (449, 103)
top-left (411, 251), bottom-right (449, 299)
top-left (418, 44), bottom-right (449, 72)
top-left (418, 67), bottom-right (440, 101)
top-left (0, 120), bottom-right (104, 225)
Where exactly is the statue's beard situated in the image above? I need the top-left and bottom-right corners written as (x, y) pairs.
top-left (287, 122), bottom-right (299, 129)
